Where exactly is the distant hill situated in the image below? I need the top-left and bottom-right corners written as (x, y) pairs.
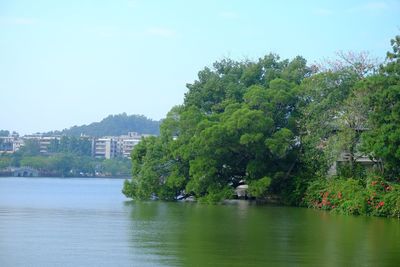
top-left (58, 113), bottom-right (160, 137)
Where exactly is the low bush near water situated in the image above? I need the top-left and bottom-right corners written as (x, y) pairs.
top-left (304, 175), bottom-right (400, 218)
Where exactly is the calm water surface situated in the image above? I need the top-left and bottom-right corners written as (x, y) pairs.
top-left (0, 177), bottom-right (399, 267)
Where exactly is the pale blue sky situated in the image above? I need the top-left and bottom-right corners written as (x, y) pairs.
top-left (0, 0), bottom-right (399, 134)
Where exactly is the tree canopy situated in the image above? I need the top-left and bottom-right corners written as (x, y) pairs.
top-left (124, 36), bottom-right (400, 205)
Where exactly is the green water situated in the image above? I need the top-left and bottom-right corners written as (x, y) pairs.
top-left (0, 177), bottom-right (399, 266)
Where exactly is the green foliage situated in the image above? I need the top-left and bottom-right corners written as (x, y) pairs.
top-left (126, 54), bottom-right (309, 201)
top-left (304, 174), bottom-right (400, 218)
top-left (20, 156), bottom-right (50, 170)
top-left (265, 128), bottom-right (294, 158)
top-left (336, 162), bottom-right (366, 179)
top-left (364, 174), bottom-right (400, 218)
top-left (304, 178), bottom-right (366, 215)
top-left (123, 35), bottom-right (400, 219)
top-left (128, 136), bottom-right (173, 199)
top-left (19, 139), bottom-right (41, 156)
top-left (248, 177), bottom-right (271, 198)
top-left (101, 158), bottom-right (131, 176)
top-left (297, 68), bottom-right (361, 177)
top-left (281, 174), bottom-right (316, 206)
top-left (0, 150), bottom-right (130, 177)
top-left (48, 136), bottom-right (92, 156)
top-left (381, 186), bottom-right (400, 218)
top-left (198, 187), bottom-right (233, 204)
top-left (60, 113), bottom-right (160, 137)
top-left (359, 36), bottom-right (400, 178)
top-left (0, 156), bottom-right (12, 168)
top-left (361, 84), bottom-right (400, 176)
top-left (122, 179), bottom-right (135, 198)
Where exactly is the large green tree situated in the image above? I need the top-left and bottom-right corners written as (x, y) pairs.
top-left (124, 55), bottom-right (311, 201)
top-left (361, 36), bottom-right (400, 178)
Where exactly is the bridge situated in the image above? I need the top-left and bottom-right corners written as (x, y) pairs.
top-left (13, 167), bottom-right (39, 177)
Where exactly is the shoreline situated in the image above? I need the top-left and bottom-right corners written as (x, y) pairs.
top-left (0, 175), bottom-right (129, 179)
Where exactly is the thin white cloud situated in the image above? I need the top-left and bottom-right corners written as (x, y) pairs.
top-left (146, 27), bottom-right (176, 38)
top-left (219, 11), bottom-right (239, 20)
top-left (312, 8), bottom-right (333, 16)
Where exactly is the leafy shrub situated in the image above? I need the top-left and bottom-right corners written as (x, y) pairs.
top-left (382, 187), bottom-right (400, 218)
top-left (122, 179), bottom-right (135, 198)
top-left (304, 178), bottom-right (366, 215)
top-left (199, 187), bottom-right (234, 204)
top-left (305, 174), bottom-right (400, 217)
top-left (365, 174), bottom-right (400, 218)
top-left (248, 177), bottom-right (271, 198)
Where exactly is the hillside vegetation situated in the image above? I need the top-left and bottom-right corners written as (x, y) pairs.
top-left (59, 113), bottom-right (160, 137)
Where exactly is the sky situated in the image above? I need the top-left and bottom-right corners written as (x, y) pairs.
top-left (0, 0), bottom-right (399, 135)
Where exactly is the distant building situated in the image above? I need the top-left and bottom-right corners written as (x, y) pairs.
top-left (91, 132), bottom-right (146, 159)
top-left (39, 136), bottom-right (60, 154)
top-left (325, 127), bottom-right (376, 176)
top-left (0, 135), bottom-right (23, 153)
top-left (92, 137), bottom-right (117, 159)
top-left (0, 136), bottom-right (14, 153)
top-left (13, 138), bottom-right (24, 151)
top-left (23, 134), bottom-right (61, 154)
top-left (328, 151), bottom-right (376, 176)
top-left (1, 131), bottom-right (149, 159)
top-left (116, 132), bottom-right (142, 158)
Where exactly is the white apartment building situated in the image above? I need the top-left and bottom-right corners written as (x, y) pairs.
top-left (92, 137), bottom-right (118, 159)
top-left (116, 132), bottom-right (142, 158)
top-left (92, 132), bottom-right (144, 159)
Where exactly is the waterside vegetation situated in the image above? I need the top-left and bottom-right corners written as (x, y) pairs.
top-left (122, 36), bottom-right (400, 217)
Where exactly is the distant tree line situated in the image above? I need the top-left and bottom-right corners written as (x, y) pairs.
top-left (0, 137), bottom-right (131, 177)
top-left (53, 113), bottom-right (160, 137)
top-left (47, 136), bottom-right (92, 156)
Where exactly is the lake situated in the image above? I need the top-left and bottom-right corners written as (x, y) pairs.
top-left (0, 177), bottom-right (399, 266)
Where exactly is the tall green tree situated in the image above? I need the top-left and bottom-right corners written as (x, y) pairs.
top-left (124, 55), bottom-right (311, 201)
top-left (362, 36), bottom-right (400, 178)
top-left (296, 51), bottom-right (377, 178)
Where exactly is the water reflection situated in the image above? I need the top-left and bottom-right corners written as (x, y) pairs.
top-left (124, 201), bottom-right (400, 267)
top-left (0, 178), bottom-right (398, 267)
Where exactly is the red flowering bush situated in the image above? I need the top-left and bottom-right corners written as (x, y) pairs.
top-left (304, 178), bottom-right (366, 215)
top-left (304, 174), bottom-right (400, 218)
